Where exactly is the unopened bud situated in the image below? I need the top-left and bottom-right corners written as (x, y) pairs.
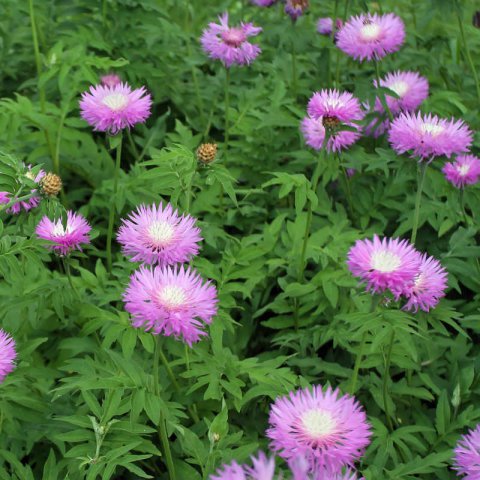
top-left (196, 143), bottom-right (218, 165)
top-left (40, 173), bottom-right (62, 197)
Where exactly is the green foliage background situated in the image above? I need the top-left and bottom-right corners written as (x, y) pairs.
top-left (0, 0), bottom-right (479, 478)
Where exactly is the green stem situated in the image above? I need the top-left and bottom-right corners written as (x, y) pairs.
top-left (459, 189), bottom-right (468, 225)
top-left (383, 329), bottom-right (396, 431)
top-left (291, 37), bottom-right (297, 97)
top-left (343, 0), bottom-right (350, 20)
top-left (332, 0), bottom-right (339, 40)
top-left (455, 2), bottom-right (480, 101)
top-left (63, 258), bottom-right (80, 299)
top-left (338, 154), bottom-right (354, 218)
top-left (126, 129), bottom-right (140, 163)
top-left (411, 162), bottom-right (427, 244)
top-left (374, 61), bottom-right (394, 121)
top-left (106, 132), bottom-right (123, 273)
top-left (334, 49), bottom-right (341, 88)
top-left (349, 295), bottom-right (381, 394)
top-left (224, 68), bottom-right (230, 160)
top-left (154, 338), bottom-right (176, 480)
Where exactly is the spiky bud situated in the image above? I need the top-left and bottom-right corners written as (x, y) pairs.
top-left (40, 173), bottom-right (62, 197)
top-left (196, 143), bottom-right (217, 165)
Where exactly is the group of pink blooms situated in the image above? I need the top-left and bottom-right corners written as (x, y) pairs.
top-left (0, 1), bottom-right (479, 479)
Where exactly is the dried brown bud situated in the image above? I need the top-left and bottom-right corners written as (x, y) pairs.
top-left (322, 115), bottom-right (340, 130)
top-left (196, 143), bottom-right (218, 165)
top-left (40, 172), bottom-right (62, 197)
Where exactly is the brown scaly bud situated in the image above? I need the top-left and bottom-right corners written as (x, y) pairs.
top-left (40, 172), bottom-right (62, 197)
top-left (196, 143), bottom-right (218, 165)
top-left (322, 115), bottom-right (341, 130)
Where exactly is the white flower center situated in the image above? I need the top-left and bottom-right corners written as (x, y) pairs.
top-left (301, 409), bottom-right (337, 439)
top-left (360, 23), bottom-right (381, 41)
top-left (371, 250), bottom-right (401, 273)
top-left (457, 164), bottom-right (470, 176)
top-left (101, 93), bottom-right (129, 111)
top-left (148, 221), bottom-right (175, 247)
top-left (158, 285), bottom-right (186, 309)
top-left (420, 123), bottom-right (444, 137)
top-left (52, 223), bottom-right (71, 237)
top-left (413, 272), bottom-right (426, 293)
top-left (388, 80), bottom-right (409, 98)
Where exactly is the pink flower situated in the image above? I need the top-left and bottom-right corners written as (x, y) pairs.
top-left (80, 82), bottom-right (152, 134)
top-left (388, 112), bottom-right (473, 160)
top-left (210, 452), bottom-right (275, 480)
top-left (454, 424), bottom-right (480, 479)
top-left (35, 211), bottom-right (91, 256)
top-left (302, 90), bottom-right (363, 153)
top-left (289, 458), bottom-right (364, 480)
top-left (266, 385), bottom-right (371, 471)
top-left (251, 0), bottom-right (277, 6)
top-left (317, 18), bottom-right (343, 36)
top-left (0, 166), bottom-right (45, 214)
top-left (336, 13), bottom-right (405, 61)
top-left (374, 71), bottom-right (429, 115)
top-left (117, 203), bottom-right (202, 266)
top-left (285, 0), bottom-right (309, 20)
top-left (347, 235), bottom-right (420, 295)
top-left (401, 254), bottom-right (447, 312)
top-left (201, 13), bottom-right (262, 68)
top-left (0, 329), bottom-right (16, 384)
top-left (123, 265), bottom-right (218, 346)
top-left (100, 74), bottom-right (121, 87)
top-left (443, 154), bottom-right (480, 188)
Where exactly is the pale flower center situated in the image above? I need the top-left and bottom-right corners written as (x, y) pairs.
top-left (457, 164), bottom-right (470, 176)
top-left (221, 28), bottom-right (247, 47)
top-left (158, 285), bottom-right (186, 309)
top-left (147, 221), bottom-right (175, 247)
top-left (300, 409), bottom-right (337, 439)
top-left (413, 272), bottom-right (426, 293)
top-left (25, 171), bottom-right (36, 181)
top-left (52, 223), bottom-right (71, 237)
top-left (388, 80), bottom-right (409, 98)
top-left (420, 123), bottom-right (444, 137)
top-left (101, 93), bottom-right (129, 111)
top-left (360, 23), bottom-right (381, 41)
top-left (371, 250), bottom-right (401, 273)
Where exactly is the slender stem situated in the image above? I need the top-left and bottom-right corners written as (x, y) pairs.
top-left (349, 295), bottom-right (381, 394)
top-left (126, 129), bottom-right (140, 163)
top-left (411, 162), bottom-right (427, 244)
top-left (291, 36), bottom-right (297, 97)
top-left (63, 258), bottom-right (80, 299)
top-left (334, 49), bottom-right (341, 88)
top-left (338, 154), bottom-right (354, 218)
top-left (455, 2), bottom-right (480, 101)
top-left (106, 133), bottom-right (123, 273)
top-left (153, 338), bottom-right (176, 480)
top-left (374, 61), bottom-right (394, 121)
top-left (383, 329), bottom-right (396, 431)
top-left (224, 68), bottom-right (230, 160)
top-left (343, 0), bottom-right (350, 20)
top-left (332, 0), bottom-right (339, 41)
top-left (459, 189), bottom-right (468, 225)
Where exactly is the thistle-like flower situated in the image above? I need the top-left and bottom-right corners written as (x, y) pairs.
top-left (0, 329), bottom-right (17, 384)
top-left (210, 452), bottom-right (275, 480)
top-left (453, 424), bottom-right (480, 479)
top-left (443, 154), bottom-right (480, 188)
top-left (101, 74), bottom-right (122, 87)
top-left (201, 13), bottom-right (262, 68)
top-left (285, 0), bottom-right (309, 21)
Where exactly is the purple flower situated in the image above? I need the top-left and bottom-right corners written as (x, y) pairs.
top-left (388, 112), bottom-right (473, 160)
top-left (201, 13), bottom-right (262, 68)
top-left (401, 253), bottom-right (447, 312)
top-left (251, 0), bottom-right (277, 6)
top-left (336, 13), bottom-right (405, 62)
top-left (347, 235), bottom-right (420, 295)
top-left (80, 82), bottom-right (152, 134)
top-left (123, 265), bottom-right (218, 346)
top-left (443, 154), bottom-right (480, 188)
top-left (117, 203), bottom-right (201, 266)
top-left (100, 74), bottom-right (121, 87)
top-left (0, 329), bottom-right (16, 384)
top-left (290, 458), bottom-right (365, 480)
top-left (35, 211), bottom-right (91, 256)
top-left (210, 452), bottom-right (275, 480)
top-left (317, 18), bottom-right (343, 36)
top-left (285, 0), bottom-right (309, 21)
top-left (302, 89), bottom-right (364, 153)
top-left (266, 385), bottom-right (371, 471)
top-left (454, 424), bottom-right (480, 479)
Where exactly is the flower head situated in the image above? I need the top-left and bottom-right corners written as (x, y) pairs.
top-left (347, 235), bottom-right (420, 295)
top-left (101, 74), bottom-right (121, 87)
top-left (251, 0), bottom-right (277, 6)
top-left (443, 154), bottom-right (480, 188)
top-left (374, 71), bottom-right (429, 115)
top-left (0, 330), bottom-right (16, 384)
top-left (123, 265), bottom-right (218, 346)
top-left (80, 82), bottom-right (152, 134)
top-left (211, 452), bottom-right (276, 480)
top-left (201, 13), bottom-right (262, 68)
top-left (117, 203), bottom-right (202, 266)
top-left (317, 18), bottom-right (343, 36)
top-left (0, 165), bottom-right (45, 214)
top-left (290, 458), bottom-right (364, 480)
top-left (266, 385), bottom-right (371, 471)
top-left (35, 211), bottom-right (91, 256)
top-left (285, 0), bottom-right (309, 21)
top-left (454, 424), bottom-right (480, 479)
top-left (302, 90), bottom-right (363, 153)
top-left (336, 13), bottom-right (405, 61)
top-left (388, 112), bottom-right (473, 160)
top-left (402, 254), bottom-right (447, 312)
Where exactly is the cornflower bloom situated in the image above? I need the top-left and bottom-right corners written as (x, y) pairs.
top-left (0, 330), bottom-right (16, 384)
top-left (453, 424), bottom-right (480, 479)
top-left (443, 154), bottom-right (480, 188)
top-left (101, 74), bottom-right (121, 87)
top-left (210, 452), bottom-right (275, 480)
top-left (285, 0), bottom-right (309, 21)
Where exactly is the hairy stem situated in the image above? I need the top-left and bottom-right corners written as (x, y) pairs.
top-left (411, 162), bottom-right (427, 244)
